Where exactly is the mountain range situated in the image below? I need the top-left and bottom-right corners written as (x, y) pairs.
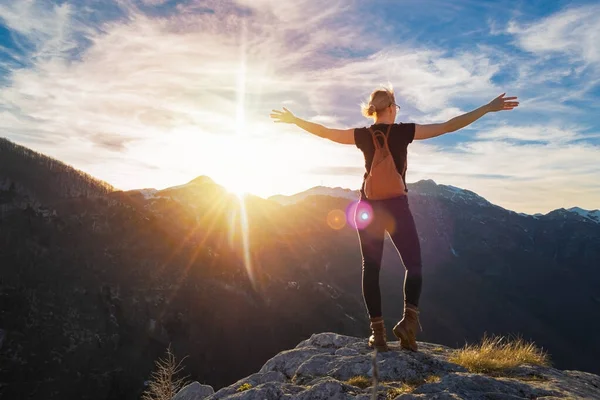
top-left (269, 184), bottom-right (600, 223)
top-left (1, 137), bottom-right (599, 400)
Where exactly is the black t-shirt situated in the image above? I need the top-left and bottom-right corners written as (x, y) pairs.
top-left (354, 122), bottom-right (416, 194)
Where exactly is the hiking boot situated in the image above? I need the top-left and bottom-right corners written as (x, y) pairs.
top-left (393, 303), bottom-right (422, 352)
top-left (368, 316), bottom-right (389, 352)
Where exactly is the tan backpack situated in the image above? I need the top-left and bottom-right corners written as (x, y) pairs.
top-left (364, 124), bottom-right (407, 200)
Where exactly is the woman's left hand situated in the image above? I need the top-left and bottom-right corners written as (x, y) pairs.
top-left (270, 107), bottom-right (297, 123)
top-left (487, 93), bottom-right (519, 112)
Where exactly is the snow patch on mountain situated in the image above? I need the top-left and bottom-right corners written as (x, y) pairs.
top-left (408, 180), bottom-right (492, 208)
top-left (440, 185), bottom-right (490, 207)
top-left (567, 207), bottom-right (600, 223)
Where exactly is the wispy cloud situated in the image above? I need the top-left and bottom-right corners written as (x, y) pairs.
top-left (497, 4), bottom-right (600, 114)
top-left (507, 4), bottom-right (600, 67)
top-left (0, 0), bottom-right (85, 62)
top-left (475, 124), bottom-right (589, 144)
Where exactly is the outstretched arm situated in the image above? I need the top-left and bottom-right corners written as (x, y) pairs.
top-left (414, 93), bottom-right (519, 140)
top-left (270, 107), bottom-right (355, 145)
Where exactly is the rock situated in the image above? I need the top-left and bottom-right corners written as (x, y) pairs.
top-left (172, 381), bottom-right (214, 400)
top-left (259, 347), bottom-right (333, 379)
top-left (210, 381), bottom-right (304, 400)
top-left (295, 332), bottom-right (360, 349)
top-left (335, 348), bottom-right (359, 357)
top-left (407, 373), bottom-right (556, 399)
top-left (293, 378), bottom-right (358, 400)
top-left (198, 333), bottom-right (600, 400)
top-left (210, 371), bottom-right (288, 399)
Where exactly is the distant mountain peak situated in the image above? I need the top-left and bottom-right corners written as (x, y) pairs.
top-left (159, 175), bottom-right (221, 193)
top-left (187, 175), bottom-right (215, 185)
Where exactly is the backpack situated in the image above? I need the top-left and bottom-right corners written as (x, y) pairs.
top-left (364, 124), bottom-right (407, 200)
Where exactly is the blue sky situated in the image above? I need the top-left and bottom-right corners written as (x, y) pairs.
top-left (1, 0), bottom-right (599, 213)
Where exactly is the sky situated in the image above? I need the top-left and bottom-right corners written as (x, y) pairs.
top-left (1, 0), bottom-right (599, 214)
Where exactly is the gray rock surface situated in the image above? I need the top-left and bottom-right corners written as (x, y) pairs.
top-left (173, 333), bottom-right (600, 400)
top-left (172, 381), bottom-right (215, 400)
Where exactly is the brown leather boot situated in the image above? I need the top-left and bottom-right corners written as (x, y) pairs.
top-left (368, 316), bottom-right (389, 352)
top-left (393, 303), bottom-right (422, 351)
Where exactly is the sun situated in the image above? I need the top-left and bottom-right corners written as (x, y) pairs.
top-left (219, 173), bottom-right (255, 197)
top-left (211, 137), bottom-right (272, 197)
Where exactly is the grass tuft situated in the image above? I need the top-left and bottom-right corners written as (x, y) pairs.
top-left (346, 375), bottom-right (371, 389)
top-left (425, 375), bottom-right (441, 384)
top-left (449, 334), bottom-right (550, 374)
top-left (386, 375), bottom-right (440, 399)
top-left (386, 383), bottom-right (416, 398)
top-left (236, 383), bottom-right (253, 392)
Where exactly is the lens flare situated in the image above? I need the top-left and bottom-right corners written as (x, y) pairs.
top-left (346, 200), bottom-right (373, 230)
top-left (327, 209), bottom-right (346, 230)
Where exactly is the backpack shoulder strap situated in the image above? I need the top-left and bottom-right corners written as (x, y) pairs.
top-left (368, 124), bottom-right (393, 150)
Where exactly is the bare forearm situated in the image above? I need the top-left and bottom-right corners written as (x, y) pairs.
top-left (293, 117), bottom-right (329, 138)
top-left (445, 103), bottom-right (491, 133)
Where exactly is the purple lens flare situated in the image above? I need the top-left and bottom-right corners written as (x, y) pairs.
top-left (346, 200), bottom-right (373, 230)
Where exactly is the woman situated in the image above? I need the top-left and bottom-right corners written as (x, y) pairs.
top-left (270, 88), bottom-right (518, 352)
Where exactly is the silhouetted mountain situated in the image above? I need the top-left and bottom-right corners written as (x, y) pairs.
top-left (0, 137), bottom-right (113, 211)
top-left (1, 143), bottom-right (599, 400)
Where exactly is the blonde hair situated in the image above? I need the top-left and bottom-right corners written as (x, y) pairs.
top-left (361, 87), bottom-right (396, 119)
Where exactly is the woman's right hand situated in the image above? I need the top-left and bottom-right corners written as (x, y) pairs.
top-left (270, 107), bottom-right (297, 123)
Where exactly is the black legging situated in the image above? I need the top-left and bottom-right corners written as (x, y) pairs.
top-left (355, 195), bottom-right (423, 318)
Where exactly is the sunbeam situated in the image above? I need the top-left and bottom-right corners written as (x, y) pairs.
top-left (236, 20), bottom-right (247, 137)
top-left (233, 22), bottom-right (257, 290)
top-left (158, 190), bottom-right (231, 275)
top-left (155, 191), bottom-right (235, 325)
top-left (237, 193), bottom-right (256, 290)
